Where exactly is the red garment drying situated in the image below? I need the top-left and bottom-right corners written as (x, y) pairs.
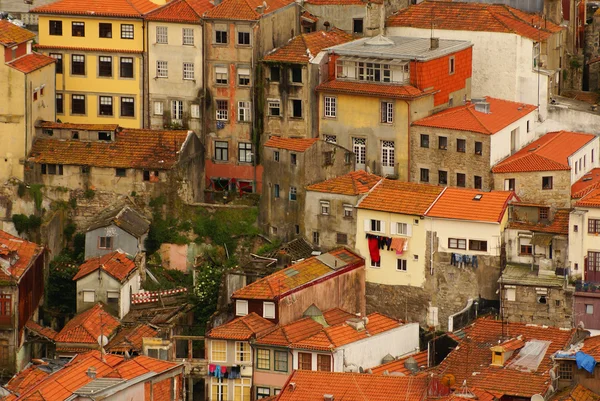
top-left (368, 236), bottom-right (380, 263)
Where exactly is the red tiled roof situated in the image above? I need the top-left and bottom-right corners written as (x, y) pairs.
top-left (425, 188), bottom-right (515, 223)
top-left (572, 168), bottom-right (600, 199)
top-left (31, 0), bottom-right (159, 17)
top-left (263, 136), bottom-right (318, 152)
top-left (5, 366), bottom-right (50, 395)
top-left (412, 97), bottom-right (537, 135)
top-left (370, 350), bottom-right (429, 375)
top-left (73, 251), bottom-right (137, 283)
top-left (317, 79), bottom-right (428, 99)
top-left (306, 0), bottom-right (381, 4)
top-left (30, 128), bottom-right (191, 170)
top-left (552, 384), bottom-right (600, 401)
top-left (300, 10), bottom-right (317, 23)
top-left (34, 44), bottom-right (143, 54)
top-left (306, 170), bottom-right (382, 195)
top-left (0, 230), bottom-right (43, 282)
top-left (7, 53), bottom-right (56, 74)
top-left (387, 1), bottom-right (562, 41)
top-left (55, 304), bottom-right (120, 345)
top-left (38, 121), bottom-right (119, 131)
top-left (264, 29), bottom-right (354, 63)
top-left (0, 20), bottom-right (35, 46)
top-left (25, 320), bottom-right (58, 341)
top-left (576, 188), bottom-right (600, 208)
top-left (232, 248), bottom-right (364, 300)
top-left (492, 131), bottom-right (596, 173)
top-left (104, 355), bottom-right (180, 380)
top-left (438, 388), bottom-right (500, 401)
top-left (207, 313), bottom-right (275, 340)
top-left (277, 370), bottom-right (429, 401)
top-left (144, 0), bottom-right (213, 23)
top-left (105, 324), bottom-right (158, 353)
top-left (508, 208), bottom-right (570, 235)
top-left (357, 179), bottom-right (443, 216)
top-left (203, 0), bottom-right (291, 20)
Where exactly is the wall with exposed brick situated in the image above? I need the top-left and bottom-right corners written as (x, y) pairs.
top-left (501, 284), bottom-right (573, 327)
top-left (151, 377), bottom-right (173, 401)
top-left (492, 170), bottom-right (571, 207)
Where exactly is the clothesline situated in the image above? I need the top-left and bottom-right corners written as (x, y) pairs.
top-left (366, 234), bottom-right (408, 263)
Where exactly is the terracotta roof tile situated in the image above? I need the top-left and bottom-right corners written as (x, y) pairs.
top-left (31, 0), bottom-right (159, 17)
top-left (508, 208), bottom-right (570, 235)
top-left (582, 335), bottom-right (600, 362)
top-left (7, 53), bottom-right (56, 74)
top-left (387, 1), bottom-right (562, 41)
top-left (492, 131), bottom-right (596, 173)
top-left (552, 384), bottom-right (600, 401)
top-left (357, 179), bottom-right (444, 216)
top-left (203, 0), bottom-right (291, 20)
top-left (425, 188), bottom-right (515, 223)
top-left (316, 79), bottom-right (427, 99)
top-left (370, 350), bottom-right (429, 375)
top-left (34, 44), bottom-right (143, 54)
top-left (572, 168), bottom-right (600, 199)
top-left (38, 121), bottom-right (119, 131)
top-left (144, 0), bottom-right (213, 23)
top-left (438, 387), bottom-right (501, 401)
top-left (306, 0), bottom-right (381, 4)
top-left (300, 10), bottom-right (317, 23)
top-left (232, 248), bottom-right (364, 300)
top-left (5, 366), bottom-right (50, 395)
top-left (306, 170), bottom-right (382, 195)
top-left (412, 97), bottom-right (537, 135)
top-left (0, 230), bottom-right (43, 282)
top-left (55, 304), bottom-right (120, 345)
top-left (29, 127), bottom-right (191, 170)
top-left (264, 29), bottom-right (354, 63)
top-left (576, 188), bottom-right (600, 208)
top-left (263, 136), bottom-right (318, 152)
top-left (73, 251), bottom-right (137, 283)
top-left (25, 320), bottom-right (58, 341)
top-left (104, 355), bottom-right (180, 380)
top-left (207, 313), bottom-right (275, 340)
top-left (105, 324), bottom-right (158, 353)
top-left (0, 20), bottom-right (35, 46)
top-left (321, 307), bottom-right (356, 325)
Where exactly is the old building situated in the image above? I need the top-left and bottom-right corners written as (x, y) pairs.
top-left (27, 122), bottom-right (204, 202)
top-left (304, 171), bottom-right (382, 250)
top-left (260, 137), bottom-right (354, 241)
top-left (492, 130), bottom-right (599, 208)
top-left (570, 188), bottom-right (600, 282)
top-left (554, 336), bottom-right (600, 393)
top-left (105, 323), bottom-right (158, 355)
top-left (369, 349), bottom-right (429, 375)
top-left (411, 97), bottom-right (538, 190)
top-left (203, 0), bottom-right (298, 194)
top-left (262, 28), bottom-right (354, 138)
top-left (231, 248), bottom-right (365, 325)
top-left (252, 307), bottom-right (419, 397)
top-left (0, 21), bottom-right (55, 182)
top-left (0, 230), bottom-right (44, 378)
top-left (73, 251), bottom-right (141, 319)
top-left (32, 0), bottom-right (164, 128)
top-left (499, 264), bottom-right (573, 327)
top-left (317, 35), bottom-right (472, 180)
top-left (145, 0), bottom-right (213, 131)
top-left (387, 1), bottom-right (565, 119)
top-left (84, 204), bottom-right (150, 260)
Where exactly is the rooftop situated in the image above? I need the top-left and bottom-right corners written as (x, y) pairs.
top-left (387, 1), bottom-right (562, 41)
top-left (105, 324), bottom-right (158, 353)
top-left (38, 121), bottom-right (119, 131)
top-left (357, 179), bottom-right (443, 216)
top-left (508, 208), bottom-right (570, 235)
top-left (31, 0), bottom-right (160, 18)
top-left (207, 312), bottom-right (275, 340)
top-left (263, 137), bottom-right (319, 152)
top-left (144, 0), bottom-right (213, 23)
top-left (412, 97), bottom-right (537, 135)
top-left (575, 188), bottom-right (600, 208)
top-left (55, 304), bottom-right (120, 345)
top-left (232, 248), bottom-right (364, 300)
top-left (0, 230), bottom-right (44, 282)
top-left (264, 29), bottom-right (354, 64)
top-left (492, 131), bottom-right (596, 173)
top-left (370, 350), bottom-right (429, 375)
top-left (25, 320), bottom-right (58, 341)
top-left (7, 53), bottom-right (56, 74)
top-left (305, 0), bottom-right (382, 4)
top-left (306, 170), bottom-right (382, 196)
top-left (316, 79), bottom-right (429, 99)
top-left (73, 251), bottom-right (137, 283)
top-left (203, 0), bottom-right (291, 21)
top-left (86, 204), bottom-right (150, 238)
top-left (500, 264), bottom-right (568, 287)
top-left (572, 168), bottom-right (600, 199)
top-left (425, 188), bottom-right (515, 223)
top-left (0, 20), bottom-right (35, 46)
top-left (325, 35), bottom-right (472, 62)
top-left (551, 384), bottom-right (600, 401)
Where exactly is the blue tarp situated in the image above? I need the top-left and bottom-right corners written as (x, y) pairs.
top-left (576, 351), bottom-right (597, 374)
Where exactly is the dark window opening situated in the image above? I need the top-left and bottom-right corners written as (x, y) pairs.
top-left (72, 22), bottom-right (85, 37)
top-left (49, 20), bottom-right (62, 35)
top-left (99, 23), bottom-right (112, 38)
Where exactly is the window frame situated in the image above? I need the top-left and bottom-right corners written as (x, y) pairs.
top-left (156, 26), bottom-right (168, 44)
top-left (99, 95), bottom-right (113, 116)
top-left (274, 350), bottom-right (288, 372)
top-left (256, 349), bottom-right (270, 370)
top-left (397, 259), bottom-right (407, 271)
top-left (324, 96), bottom-right (337, 118)
top-left (468, 239), bottom-right (487, 252)
top-left (214, 141), bottom-right (229, 161)
top-left (211, 340), bottom-right (227, 363)
top-left (49, 20), bottom-right (62, 35)
top-left (420, 168), bottom-right (429, 183)
top-left (456, 173), bottom-right (466, 187)
top-left (289, 187), bottom-right (297, 201)
top-left (56, 93), bottom-right (64, 114)
top-left (268, 99), bottom-right (281, 116)
top-left (263, 301), bottom-right (275, 319)
top-left (438, 136), bottom-right (448, 150)
top-left (238, 142), bottom-right (253, 163)
top-left (317, 354), bottom-right (331, 372)
top-left (183, 62), bottom-right (195, 80)
top-left (420, 134), bottom-right (429, 148)
top-left (120, 57), bottom-right (134, 78)
top-left (456, 138), bottom-right (466, 153)
top-left (72, 21), bottom-right (85, 37)
top-left (98, 236), bottom-right (113, 250)
top-left (215, 24), bottom-right (228, 44)
top-left (381, 101), bottom-right (393, 124)
top-left (520, 244), bottom-right (533, 255)
top-left (98, 56), bottom-right (112, 77)
top-left (448, 238), bottom-right (467, 250)
top-left (71, 94), bottom-right (86, 115)
top-left (182, 27), bottom-right (194, 45)
top-left (297, 352), bottom-right (312, 370)
top-left (542, 176), bottom-right (553, 190)
top-left (235, 341), bottom-right (250, 363)
top-left (120, 97), bottom-right (135, 117)
top-left (156, 60), bottom-right (168, 78)
top-left (236, 299), bottom-right (248, 316)
top-left (50, 53), bottom-right (63, 74)
top-left (216, 100), bottom-right (229, 121)
top-left (238, 101), bottom-right (251, 122)
top-left (121, 24), bottom-right (134, 39)
top-left (291, 99), bottom-right (302, 118)
top-left (71, 54), bottom-right (85, 75)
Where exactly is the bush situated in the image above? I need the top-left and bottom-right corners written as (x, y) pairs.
top-left (72, 233), bottom-right (85, 262)
top-left (12, 214), bottom-right (41, 235)
top-left (46, 251), bottom-right (78, 315)
top-left (84, 189), bottom-right (95, 199)
top-left (64, 222), bottom-right (76, 242)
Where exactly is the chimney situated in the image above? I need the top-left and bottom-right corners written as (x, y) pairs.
top-left (430, 37), bottom-right (439, 50)
top-left (288, 383), bottom-right (296, 392)
top-left (324, 21), bottom-right (330, 31)
top-left (86, 367), bottom-right (97, 379)
top-left (474, 101), bottom-right (491, 114)
top-left (324, 395), bottom-right (334, 401)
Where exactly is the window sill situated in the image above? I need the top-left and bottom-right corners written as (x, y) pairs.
top-left (268, 115), bottom-right (282, 119)
top-left (212, 159), bottom-right (231, 164)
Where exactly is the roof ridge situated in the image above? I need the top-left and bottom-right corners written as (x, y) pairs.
top-left (488, 7), bottom-right (518, 35)
top-left (465, 104), bottom-right (493, 134)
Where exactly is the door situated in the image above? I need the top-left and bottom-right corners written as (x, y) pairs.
top-left (353, 137), bottom-right (366, 170)
top-left (381, 140), bottom-right (395, 176)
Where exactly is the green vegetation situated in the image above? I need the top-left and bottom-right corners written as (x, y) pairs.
top-left (63, 221), bottom-right (76, 242)
top-left (12, 214), bottom-right (42, 235)
top-left (193, 207), bottom-right (258, 257)
top-left (46, 250), bottom-right (80, 316)
top-left (83, 189), bottom-right (95, 199)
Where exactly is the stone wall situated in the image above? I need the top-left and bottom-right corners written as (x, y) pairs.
top-left (502, 284), bottom-right (573, 327)
top-left (492, 170), bottom-right (571, 207)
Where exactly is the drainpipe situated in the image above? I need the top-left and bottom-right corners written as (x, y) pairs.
top-left (25, 76), bottom-right (29, 172)
top-left (142, 19), bottom-right (147, 128)
top-left (251, 21), bottom-right (259, 193)
top-left (402, 99), bottom-right (410, 180)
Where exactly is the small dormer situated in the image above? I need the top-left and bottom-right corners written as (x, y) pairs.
top-left (490, 337), bottom-right (524, 367)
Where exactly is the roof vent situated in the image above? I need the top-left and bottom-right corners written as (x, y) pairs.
top-left (473, 194), bottom-right (483, 201)
top-left (430, 37), bottom-right (439, 50)
top-left (324, 395), bottom-right (334, 401)
top-left (404, 356), bottom-right (419, 374)
top-left (474, 101), bottom-right (491, 114)
top-left (288, 382), bottom-right (296, 392)
top-left (382, 353), bottom-right (395, 364)
top-left (86, 366), bottom-right (97, 379)
top-left (583, 177), bottom-right (593, 182)
top-left (346, 318), bottom-right (366, 331)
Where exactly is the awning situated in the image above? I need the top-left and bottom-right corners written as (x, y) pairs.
top-left (531, 233), bottom-right (553, 246)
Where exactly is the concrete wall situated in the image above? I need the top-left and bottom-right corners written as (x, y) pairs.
top-left (303, 192), bottom-right (360, 250)
top-left (489, 111), bottom-right (539, 164)
top-left (544, 105), bottom-right (600, 133)
top-left (304, 4), bottom-right (381, 36)
top-left (84, 224), bottom-right (140, 260)
top-left (505, 229), bottom-right (568, 268)
top-left (501, 283), bottom-right (572, 327)
top-left (119, 270), bottom-right (140, 318)
top-left (570, 207), bottom-right (600, 279)
top-left (493, 170), bottom-right (571, 207)
top-left (574, 292), bottom-right (600, 330)
top-left (76, 269), bottom-right (139, 318)
top-left (568, 136), bottom-right (600, 183)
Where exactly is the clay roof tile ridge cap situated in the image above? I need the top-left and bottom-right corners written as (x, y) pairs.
top-left (423, 186), bottom-right (448, 216)
top-left (467, 103), bottom-right (494, 134)
top-left (355, 177), bottom-right (385, 208)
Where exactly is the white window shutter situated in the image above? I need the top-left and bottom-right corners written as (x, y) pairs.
top-left (504, 180), bottom-right (510, 190)
top-left (407, 224), bottom-right (413, 237)
top-left (364, 219), bottom-right (370, 232)
top-left (390, 222), bottom-right (397, 235)
top-left (380, 221), bottom-right (386, 234)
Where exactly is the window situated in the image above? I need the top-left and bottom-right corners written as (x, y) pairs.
top-left (157, 61), bottom-right (168, 78)
top-left (439, 136), bottom-right (447, 149)
top-left (215, 141), bottom-right (228, 161)
top-left (107, 291), bottom-right (119, 305)
top-left (298, 352), bottom-right (312, 370)
top-left (216, 100), bottom-right (228, 121)
top-left (238, 101), bottom-right (251, 122)
top-left (317, 354), bottom-right (331, 372)
top-left (275, 351), bottom-right (288, 372)
top-left (527, 120), bottom-right (531, 133)
top-left (344, 204), bottom-right (353, 218)
top-left (72, 22), bottom-right (85, 37)
top-left (321, 201), bottom-right (330, 215)
top-left (588, 219), bottom-right (600, 233)
top-left (520, 244), bottom-right (532, 255)
top-left (313, 231), bottom-right (319, 245)
top-left (474, 176), bottom-right (482, 189)
top-left (289, 65), bottom-right (303, 83)
top-left (295, 225), bottom-right (300, 235)
top-left (420, 134), bottom-right (429, 148)
top-left (504, 178), bottom-right (515, 191)
top-left (291, 99), bottom-right (302, 118)
top-left (371, 259), bottom-right (380, 268)
top-left (98, 56), bottom-right (112, 77)
top-left (41, 164), bottom-right (63, 175)
top-left (156, 26), bottom-right (168, 43)
top-left (505, 287), bottom-right (516, 301)
top-left (539, 207), bottom-right (549, 220)
top-left (257, 388), bottom-right (270, 399)
top-left (273, 151), bottom-right (280, 162)
top-left (215, 24), bottom-right (228, 44)
top-left (381, 101), bottom-right (393, 123)
top-left (589, 251), bottom-right (600, 271)
top-left (215, 66), bottom-right (228, 84)
top-left (115, 168), bottom-right (126, 177)
top-left (183, 28), bottom-right (194, 45)
top-left (121, 24), bottom-right (134, 39)
top-left (370, 219), bottom-right (382, 233)
top-left (586, 304), bottom-right (594, 314)
top-left (151, 102), bottom-right (164, 116)
top-left (420, 168), bottom-right (429, 183)
top-left (99, 236), bottom-right (113, 249)
top-left (542, 176), bottom-right (553, 190)
top-left (457, 139), bottom-right (466, 153)
top-left (324, 97), bottom-right (337, 117)
top-left (291, 153), bottom-right (297, 165)
top-left (439, 170), bottom-right (447, 185)
top-left (83, 290), bottom-right (95, 303)
top-left (289, 187), bottom-right (297, 201)
top-left (191, 104), bottom-right (200, 118)
top-left (172, 100), bottom-right (183, 121)
top-left (475, 141), bottom-right (483, 155)
top-left (449, 56), bottom-right (455, 74)
top-left (448, 238), bottom-right (466, 250)
top-left (98, 131), bottom-right (112, 141)
top-left (263, 302), bottom-right (275, 319)
top-left (212, 379), bottom-right (227, 401)
top-left (33, 91), bottom-right (38, 102)
top-left (120, 57), bottom-right (133, 78)
top-left (456, 173), bottom-right (466, 187)
top-left (238, 68), bottom-right (250, 85)
top-left (49, 20), bottom-right (62, 35)
top-left (237, 28), bottom-right (251, 45)
top-left (238, 142), bottom-right (252, 163)
top-left (397, 259), bottom-right (407, 271)
top-left (143, 170), bottom-right (159, 181)
top-left (234, 378), bottom-right (251, 401)
top-left (395, 222), bottom-right (409, 236)
top-left (324, 135), bottom-right (337, 143)
top-left (211, 340), bottom-right (227, 362)
top-left (336, 233), bottom-right (348, 244)
top-left (0, 294), bottom-right (10, 317)
top-left (257, 349), bottom-right (270, 369)
top-left (235, 342), bottom-right (250, 363)
top-left (183, 62), bottom-right (194, 80)
top-left (71, 54), bottom-right (85, 75)
top-left (72, 94), bottom-right (85, 114)
top-left (469, 240), bottom-right (487, 252)
top-left (274, 184), bottom-right (280, 198)
top-left (558, 362), bottom-right (573, 381)
top-left (236, 299), bottom-right (248, 316)
top-left (56, 94), bottom-right (64, 114)
top-left (353, 18), bottom-right (364, 34)
top-left (323, 151), bottom-right (333, 166)
top-left (50, 53), bottom-right (62, 73)
top-left (574, 225), bottom-right (579, 233)
top-left (268, 100), bottom-right (281, 116)
top-left (121, 97), bottom-right (134, 117)
top-left (99, 96), bottom-right (113, 116)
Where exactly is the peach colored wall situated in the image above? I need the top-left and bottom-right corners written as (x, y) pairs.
top-left (159, 243), bottom-right (188, 272)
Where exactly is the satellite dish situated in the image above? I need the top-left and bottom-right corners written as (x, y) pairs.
top-left (97, 335), bottom-right (109, 347)
top-left (441, 373), bottom-right (456, 387)
top-left (531, 394), bottom-right (545, 401)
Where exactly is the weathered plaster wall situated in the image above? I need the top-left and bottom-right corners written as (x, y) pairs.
top-left (492, 170), bottom-right (571, 207)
